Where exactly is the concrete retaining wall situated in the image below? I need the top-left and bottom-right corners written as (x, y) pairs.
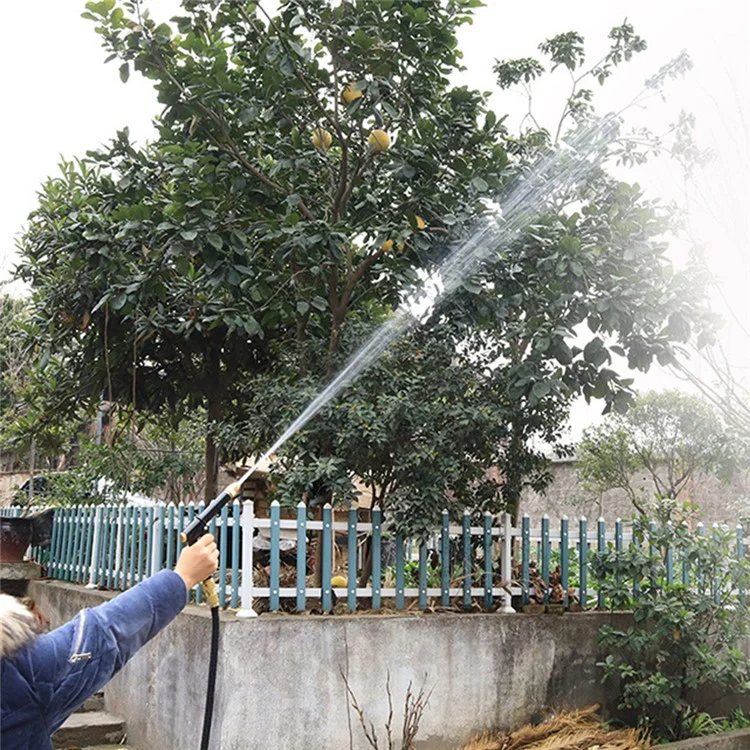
top-left (662, 729), bottom-right (750, 749)
top-left (30, 581), bottom-right (630, 750)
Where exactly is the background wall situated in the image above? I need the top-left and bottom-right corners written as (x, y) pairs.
top-left (30, 580), bottom-right (630, 750)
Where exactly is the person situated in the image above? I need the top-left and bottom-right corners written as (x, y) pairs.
top-left (1, 533), bottom-right (219, 750)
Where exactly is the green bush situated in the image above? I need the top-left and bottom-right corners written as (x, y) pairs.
top-left (593, 519), bottom-right (750, 741)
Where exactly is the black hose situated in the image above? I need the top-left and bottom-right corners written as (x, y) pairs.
top-left (200, 605), bottom-right (221, 750)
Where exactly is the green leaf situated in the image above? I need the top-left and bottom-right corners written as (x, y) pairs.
top-left (181, 230), bottom-right (198, 241)
top-left (119, 63), bottom-right (130, 83)
top-left (206, 233), bottom-right (223, 251)
top-left (110, 293), bottom-right (127, 311)
top-left (471, 176), bottom-right (489, 192)
top-left (532, 381), bottom-right (551, 399)
top-left (244, 316), bottom-right (262, 337)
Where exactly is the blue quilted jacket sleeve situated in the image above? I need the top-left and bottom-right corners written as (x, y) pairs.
top-left (1, 569), bottom-right (187, 748)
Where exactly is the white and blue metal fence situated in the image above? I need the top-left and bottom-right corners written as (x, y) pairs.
top-left (2, 504), bottom-right (746, 616)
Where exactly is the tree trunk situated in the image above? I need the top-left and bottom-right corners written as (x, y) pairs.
top-left (357, 540), bottom-right (373, 588)
top-left (204, 389), bottom-right (222, 502)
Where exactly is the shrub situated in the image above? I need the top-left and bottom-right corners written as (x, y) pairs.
top-left (593, 518), bottom-right (750, 741)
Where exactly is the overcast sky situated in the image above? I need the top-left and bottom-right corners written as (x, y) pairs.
top-left (1, 0), bottom-right (748, 438)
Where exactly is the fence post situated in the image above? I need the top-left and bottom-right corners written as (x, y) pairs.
top-left (712, 523), bottom-right (721, 605)
top-left (63, 507), bottom-right (74, 582)
top-left (236, 500), bottom-right (258, 618)
top-left (521, 513), bottom-right (530, 606)
top-left (176, 503), bottom-right (185, 562)
top-left (665, 521), bottom-right (674, 586)
top-left (165, 503), bottom-right (176, 571)
top-left (47, 509), bottom-right (60, 579)
top-left (59, 507), bottom-right (70, 579)
top-left (321, 503), bottom-right (333, 612)
top-left (737, 524), bottom-right (745, 608)
top-left (219, 503), bottom-right (229, 609)
top-left (440, 509), bottom-right (450, 607)
top-left (395, 532), bottom-right (405, 611)
top-left (270, 500), bottom-right (281, 613)
top-left (560, 516), bottom-right (569, 609)
top-left (347, 505), bottom-right (357, 612)
top-left (71, 506), bottom-right (83, 583)
top-left (68, 506), bottom-right (81, 583)
top-left (127, 506), bottom-right (138, 587)
top-left (501, 512), bottom-right (515, 613)
top-left (144, 505), bottom-right (154, 581)
top-left (579, 517), bottom-right (588, 610)
top-left (462, 510), bottom-right (471, 611)
top-left (541, 514), bottom-right (550, 605)
top-left (483, 511), bottom-right (493, 610)
top-left (195, 502), bottom-right (206, 604)
top-left (298, 501), bottom-right (308, 613)
top-left (119, 506), bottom-right (131, 589)
top-left (231, 499), bottom-right (241, 609)
top-left (615, 518), bottom-right (623, 593)
top-left (681, 521), bottom-right (690, 586)
top-left (418, 541), bottom-right (428, 610)
top-left (632, 524), bottom-right (641, 600)
top-left (87, 505), bottom-right (104, 589)
top-left (115, 505), bottom-right (125, 589)
top-left (372, 506), bottom-right (382, 610)
top-left (137, 507), bottom-right (147, 584)
top-left (151, 502), bottom-right (165, 578)
top-left (648, 520), bottom-right (657, 591)
top-left (77, 507), bottom-right (91, 584)
top-left (696, 521), bottom-right (705, 592)
top-left (106, 506), bottom-right (117, 589)
top-left (597, 518), bottom-right (605, 610)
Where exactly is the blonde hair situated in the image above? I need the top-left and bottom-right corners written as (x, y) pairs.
top-left (0, 594), bottom-right (40, 658)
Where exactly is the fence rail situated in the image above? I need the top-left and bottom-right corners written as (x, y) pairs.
top-left (2, 503), bottom-right (745, 616)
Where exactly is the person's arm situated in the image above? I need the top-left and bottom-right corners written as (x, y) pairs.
top-left (36, 534), bottom-right (218, 729)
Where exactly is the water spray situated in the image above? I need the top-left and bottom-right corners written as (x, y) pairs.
top-left (180, 55), bottom-right (689, 749)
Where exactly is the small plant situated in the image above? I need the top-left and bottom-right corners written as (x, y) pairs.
top-left (593, 518), bottom-right (750, 741)
top-left (340, 669), bottom-right (432, 750)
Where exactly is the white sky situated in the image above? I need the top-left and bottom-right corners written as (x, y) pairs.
top-left (0, 0), bottom-right (748, 439)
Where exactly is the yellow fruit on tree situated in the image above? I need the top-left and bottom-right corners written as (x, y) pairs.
top-left (381, 239), bottom-right (394, 253)
top-left (342, 84), bottom-right (362, 105)
top-left (311, 127), bottom-right (333, 150)
top-left (415, 215), bottom-right (427, 230)
top-left (331, 575), bottom-right (348, 588)
top-left (368, 129), bottom-right (390, 153)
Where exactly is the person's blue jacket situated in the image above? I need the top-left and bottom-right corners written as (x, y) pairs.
top-left (1, 569), bottom-right (188, 750)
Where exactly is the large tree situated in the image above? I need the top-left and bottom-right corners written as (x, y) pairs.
top-left (14, 1), bottom-right (713, 518)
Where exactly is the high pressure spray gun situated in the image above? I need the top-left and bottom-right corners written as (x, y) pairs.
top-left (179, 466), bottom-right (257, 750)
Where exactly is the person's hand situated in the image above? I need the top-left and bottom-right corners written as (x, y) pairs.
top-left (174, 534), bottom-right (219, 590)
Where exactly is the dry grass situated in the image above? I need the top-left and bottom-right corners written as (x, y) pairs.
top-left (459, 706), bottom-right (650, 750)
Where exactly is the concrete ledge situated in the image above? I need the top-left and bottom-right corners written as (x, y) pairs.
top-left (30, 579), bottom-right (633, 750)
top-left (0, 560), bottom-right (42, 580)
top-left (51, 711), bottom-right (125, 749)
top-left (661, 729), bottom-right (750, 749)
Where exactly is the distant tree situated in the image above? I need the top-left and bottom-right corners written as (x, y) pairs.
top-left (0, 295), bottom-right (30, 419)
top-left (578, 390), bottom-right (738, 518)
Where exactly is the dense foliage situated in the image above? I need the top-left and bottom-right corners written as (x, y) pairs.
top-left (8, 0), bottom-right (714, 527)
top-left (594, 519), bottom-right (750, 740)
